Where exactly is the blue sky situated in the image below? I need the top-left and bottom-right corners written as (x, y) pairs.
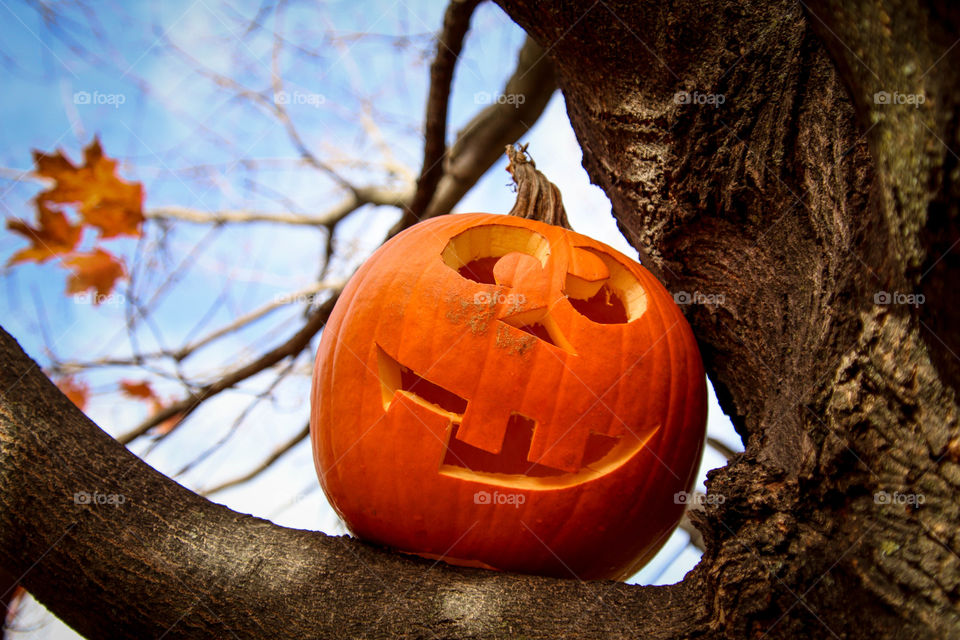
top-left (1, 2), bottom-right (741, 636)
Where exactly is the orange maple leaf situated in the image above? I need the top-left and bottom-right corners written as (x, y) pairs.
top-left (120, 379), bottom-right (158, 401)
top-left (33, 138), bottom-right (144, 239)
top-left (56, 377), bottom-right (90, 411)
top-left (63, 248), bottom-right (126, 301)
top-left (6, 200), bottom-right (83, 265)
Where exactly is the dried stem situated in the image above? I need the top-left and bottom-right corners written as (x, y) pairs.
top-left (505, 143), bottom-right (572, 229)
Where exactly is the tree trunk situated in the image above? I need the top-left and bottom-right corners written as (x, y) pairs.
top-left (494, 0), bottom-right (960, 637)
top-left (2, 1), bottom-right (959, 638)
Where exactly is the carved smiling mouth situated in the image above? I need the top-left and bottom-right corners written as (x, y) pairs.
top-left (376, 345), bottom-right (659, 489)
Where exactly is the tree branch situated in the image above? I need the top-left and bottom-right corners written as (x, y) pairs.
top-left (200, 422), bottom-right (309, 496)
top-left (116, 294), bottom-right (338, 444)
top-left (393, 0), bottom-right (483, 233)
top-left (146, 186), bottom-right (411, 227)
top-left (0, 325), bottom-right (705, 639)
top-left (425, 35), bottom-right (557, 218)
top-left (54, 281), bottom-right (343, 373)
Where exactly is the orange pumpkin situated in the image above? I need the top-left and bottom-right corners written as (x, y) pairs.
top-left (310, 213), bottom-right (706, 580)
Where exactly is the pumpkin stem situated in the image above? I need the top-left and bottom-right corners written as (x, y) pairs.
top-left (505, 144), bottom-right (573, 230)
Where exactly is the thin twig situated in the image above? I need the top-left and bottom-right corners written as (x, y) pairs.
top-left (201, 422), bottom-right (310, 496)
top-left (707, 436), bottom-right (739, 460)
top-left (116, 294), bottom-right (337, 444)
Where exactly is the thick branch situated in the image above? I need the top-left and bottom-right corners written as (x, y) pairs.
top-left (0, 325), bottom-right (705, 639)
top-left (424, 36), bottom-right (557, 218)
top-left (394, 0), bottom-right (483, 232)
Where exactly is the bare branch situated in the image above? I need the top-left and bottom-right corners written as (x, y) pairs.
top-left (706, 436), bottom-right (739, 460)
top-left (145, 186), bottom-right (411, 227)
top-left (678, 511), bottom-right (706, 553)
top-left (116, 294), bottom-right (337, 445)
top-left (201, 422), bottom-right (310, 496)
top-left (425, 36), bottom-right (557, 218)
top-left (393, 0), bottom-right (484, 233)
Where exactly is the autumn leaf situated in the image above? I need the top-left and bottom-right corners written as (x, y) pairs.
top-left (120, 379), bottom-right (184, 436)
top-left (33, 137), bottom-right (144, 239)
top-left (6, 200), bottom-right (83, 265)
top-left (56, 377), bottom-right (90, 411)
top-left (63, 248), bottom-right (126, 301)
top-left (120, 379), bottom-right (156, 401)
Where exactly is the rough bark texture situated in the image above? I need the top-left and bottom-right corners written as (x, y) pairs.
top-left (2, 1), bottom-right (959, 638)
top-left (495, 0), bottom-right (960, 637)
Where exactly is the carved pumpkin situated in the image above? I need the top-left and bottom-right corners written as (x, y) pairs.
top-left (310, 213), bottom-right (706, 580)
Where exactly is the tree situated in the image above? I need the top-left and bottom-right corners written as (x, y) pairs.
top-left (2, 0), bottom-right (958, 638)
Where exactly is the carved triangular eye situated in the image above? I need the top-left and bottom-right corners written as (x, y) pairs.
top-left (564, 246), bottom-right (646, 324)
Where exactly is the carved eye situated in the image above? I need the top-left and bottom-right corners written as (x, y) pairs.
top-left (563, 246), bottom-right (646, 324)
top-left (441, 224), bottom-right (549, 284)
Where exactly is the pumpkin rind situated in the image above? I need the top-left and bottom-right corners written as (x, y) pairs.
top-left (310, 213), bottom-right (707, 580)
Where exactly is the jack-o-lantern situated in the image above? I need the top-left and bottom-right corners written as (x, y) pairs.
top-left (310, 209), bottom-right (707, 580)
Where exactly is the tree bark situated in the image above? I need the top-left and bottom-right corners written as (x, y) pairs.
top-left (2, 1), bottom-right (959, 638)
top-left (494, 0), bottom-right (960, 637)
